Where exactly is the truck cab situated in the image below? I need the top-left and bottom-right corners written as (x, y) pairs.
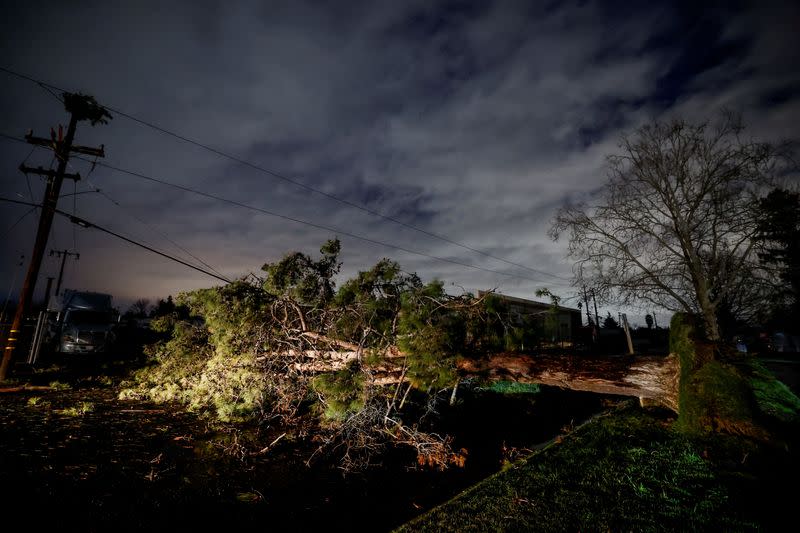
top-left (51, 290), bottom-right (117, 354)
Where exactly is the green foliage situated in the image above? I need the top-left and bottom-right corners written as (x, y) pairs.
top-left (332, 258), bottom-right (421, 348)
top-left (535, 288), bottom-right (564, 342)
top-left (262, 238), bottom-right (341, 308)
top-left (483, 381), bottom-right (541, 395)
top-left (122, 283), bottom-right (271, 422)
top-left (747, 360), bottom-right (800, 426)
top-left (603, 312), bottom-right (619, 329)
top-left (461, 293), bottom-right (533, 353)
top-left (126, 240), bottom-right (542, 430)
top-left (757, 188), bottom-right (800, 326)
top-left (398, 281), bottom-right (462, 390)
top-left (56, 402), bottom-right (95, 417)
top-left (48, 380), bottom-right (71, 391)
top-left (673, 312), bottom-right (749, 434)
top-left (184, 281), bottom-right (272, 356)
top-left (312, 362), bottom-right (366, 421)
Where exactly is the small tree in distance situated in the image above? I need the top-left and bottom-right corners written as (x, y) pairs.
top-left (128, 298), bottom-right (151, 318)
top-left (756, 188), bottom-right (800, 330)
top-left (551, 112), bottom-right (794, 341)
top-left (602, 312), bottom-right (619, 329)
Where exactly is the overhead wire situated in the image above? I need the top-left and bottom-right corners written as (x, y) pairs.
top-left (0, 65), bottom-right (570, 282)
top-left (90, 179), bottom-right (227, 279)
top-left (64, 156), bottom-right (227, 279)
top-left (2, 130), bottom-right (573, 289)
top-left (81, 158), bottom-right (575, 287)
top-left (96, 187), bottom-right (227, 279)
top-left (22, 145), bottom-right (37, 202)
top-left (103, 108), bottom-right (570, 282)
top-left (0, 205), bottom-right (37, 241)
top-left (0, 196), bottom-right (231, 284)
top-left (3, 133), bottom-right (170, 266)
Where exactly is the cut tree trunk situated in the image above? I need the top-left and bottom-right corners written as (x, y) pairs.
top-left (258, 332), bottom-right (682, 412)
top-left (458, 353), bottom-right (680, 412)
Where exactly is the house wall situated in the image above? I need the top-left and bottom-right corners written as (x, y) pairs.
top-left (480, 292), bottom-right (583, 341)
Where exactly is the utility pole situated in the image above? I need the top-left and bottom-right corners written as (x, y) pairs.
top-left (582, 285), bottom-right (593, 326)
top-left (50, 249), bottom-right (80, 297)
top-left (0, 93), bottom-right (110, 380)
top-left (42, 277), bottom-right (55, 310)
top-left (591, 289), bottom-right (600, 328)
top-left (621, 313), bottom-right (635, 355)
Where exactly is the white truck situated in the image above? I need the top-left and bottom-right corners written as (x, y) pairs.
top-left (50, 290), bottom-right (117, 354)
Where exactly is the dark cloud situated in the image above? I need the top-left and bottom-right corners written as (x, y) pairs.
top-left (1, 0), bottom-right (798, 313)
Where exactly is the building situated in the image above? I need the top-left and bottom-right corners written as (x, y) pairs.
top-left (479, 291), bottom-right (583, 343)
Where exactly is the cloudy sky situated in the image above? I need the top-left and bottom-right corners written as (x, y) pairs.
top-left (1, 0), bottom-right (798, 320)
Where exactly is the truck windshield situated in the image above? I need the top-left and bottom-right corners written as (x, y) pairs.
top-left (66, 310), bottom-right (112, 324)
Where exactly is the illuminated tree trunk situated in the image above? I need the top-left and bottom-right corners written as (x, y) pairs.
top-left (459, 353), bottom-right (680, 412)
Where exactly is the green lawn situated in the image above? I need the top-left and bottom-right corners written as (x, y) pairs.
top-left (398, 401), bottom-right (797, 532)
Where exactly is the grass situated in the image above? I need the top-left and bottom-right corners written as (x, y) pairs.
top-left (26, 396), bottom-right (51, 408)
top-left (748, 360), bottom-right (800, 426)
top-left (479, 381), bottom-right (541, 395)
top-left (48, 380), bottom-right (72, 391)
top-left (55, 402), bottom-right (95, 417)
top-left (398, 402), bottom-right (797, 532)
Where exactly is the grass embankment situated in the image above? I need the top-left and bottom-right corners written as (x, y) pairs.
top-left (399, 401), bottom-right (797, 532)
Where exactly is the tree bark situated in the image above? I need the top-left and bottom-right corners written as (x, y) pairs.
top-left (266, 334), bottom-right (682, 412)
top-left (459, 353), bottom-right (680, 412)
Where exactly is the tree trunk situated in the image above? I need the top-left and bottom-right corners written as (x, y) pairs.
top-left (459, 353), bottom-right (680, 412)
top-left (262, 331), bottom-right (682, 411)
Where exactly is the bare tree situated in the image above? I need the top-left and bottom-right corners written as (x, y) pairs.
top-left (551, 113), bottom-right (793, 341)
top-left (129, 298), bottom-right (151, 318)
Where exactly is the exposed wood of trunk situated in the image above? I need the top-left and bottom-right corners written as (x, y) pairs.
top-left (257, 334), bottom-right (681, 412)
top-left (458, 353), bottom-right (680, 412)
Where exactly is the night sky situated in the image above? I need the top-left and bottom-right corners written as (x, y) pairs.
top-left (1, 1), bottom-right (798, 317)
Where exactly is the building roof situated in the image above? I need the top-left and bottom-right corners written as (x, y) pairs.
top-left (478, 291), bottom-right (581, 314)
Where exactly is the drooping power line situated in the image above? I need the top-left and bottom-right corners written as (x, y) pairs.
top-left (0, 196), bottom-right (231, 284)
top-left (2, 131), bottom-right (573, 287)
top-left (83, 159), bottom-right (575, 287)
top-left (0, 65), bottom-right (570, 282)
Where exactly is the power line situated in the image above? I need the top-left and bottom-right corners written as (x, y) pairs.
top-left (92, 180), bottom-right (227, 279)
top-left (82, 160), bottom-right (574, 286)
top-left (0, 65), bottom-right (570, 282)
top-left (0, 205), bottom-right (37, 241)
top-left (6, 133), bottom-right (217, 277)
top-left (0, 196), bottom-right (231, 284)
top-left (65, 156), bottom-right (225, 278)
top-left (2, 131), bottom-right (572, 287)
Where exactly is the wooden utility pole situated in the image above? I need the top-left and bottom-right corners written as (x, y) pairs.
top-left (50, 249), bottom-right (80, 297)
top-left (0, 93), bottom-right (110, 380)
top-left (621, 313), bottom-right (635, 355)
top-left (582, 285), bottom-right (593, 326)
top-left (42, 277), bottom-right (54, 310)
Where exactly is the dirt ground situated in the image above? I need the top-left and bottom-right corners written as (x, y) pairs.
top-left (0, 360), bottom-right (609, 532)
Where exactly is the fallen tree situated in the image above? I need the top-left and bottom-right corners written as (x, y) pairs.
top-left (122, 240), bottom-right (796, 470)
top-left (121, 241), bottom-right (505, 469)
